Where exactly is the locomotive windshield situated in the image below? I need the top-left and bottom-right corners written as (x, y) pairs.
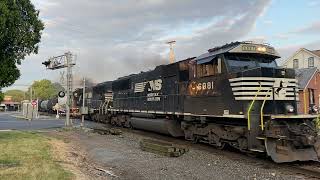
top-left (226, 53), bottom-right (277, 72)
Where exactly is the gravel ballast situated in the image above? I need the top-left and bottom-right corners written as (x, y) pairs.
top-left (50, 126), bottom-right (307, 180)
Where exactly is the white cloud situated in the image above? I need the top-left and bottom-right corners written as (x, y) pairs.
top-left (293, 21), bottom-right (320, 34)
top-left (7, 0), bottom-right (271, 91)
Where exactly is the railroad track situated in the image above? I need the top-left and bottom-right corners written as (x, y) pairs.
top-left (283, 163), bottom-right (320, 179)
top-left (89, 122), bottom-right (320, 179)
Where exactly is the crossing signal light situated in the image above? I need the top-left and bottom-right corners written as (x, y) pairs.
top-left (58, 91), bottom-right (65, 98)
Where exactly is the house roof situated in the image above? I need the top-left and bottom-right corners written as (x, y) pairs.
top-left (295, 67), bottom-right (318, 89)
top-left (311, 50), bottom-right (320, 57)
top-left (281, 48), bottom-right (320, 66)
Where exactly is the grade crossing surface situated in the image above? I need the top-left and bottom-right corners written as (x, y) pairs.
top-left (0, 112), bottom-right (68, 130)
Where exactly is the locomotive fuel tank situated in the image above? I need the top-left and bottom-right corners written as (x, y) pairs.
top-left (130, 117), bottom-right (184, 137)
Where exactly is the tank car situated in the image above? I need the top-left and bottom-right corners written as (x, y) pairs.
top-left (85, 41), bottom-right (320, 163)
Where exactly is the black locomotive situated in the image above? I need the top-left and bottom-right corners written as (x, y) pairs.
top-left (76, 42), bottom-right (320, 163)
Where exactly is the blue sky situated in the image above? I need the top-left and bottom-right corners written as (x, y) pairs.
top-left (4, 0), bottom-right (320, 91)
top-left (249, 0), bottom-right (320, 47)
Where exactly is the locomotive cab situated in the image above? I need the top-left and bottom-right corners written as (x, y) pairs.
top-left (186, 42), bottom-right (320, 162)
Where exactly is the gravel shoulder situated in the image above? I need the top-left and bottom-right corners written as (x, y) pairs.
top-left (45, 126), bottom-right (309, 180)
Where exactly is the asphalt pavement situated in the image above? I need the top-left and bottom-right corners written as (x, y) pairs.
top-left (0, 111), bottom-right (79, 130)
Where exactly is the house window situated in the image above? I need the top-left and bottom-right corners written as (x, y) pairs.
top-left (293, 59), bottom-right (299, 69)
top-left (309, 88), bottom-right (315, 105)
top-left (308, 57), bottom-right (314, 68)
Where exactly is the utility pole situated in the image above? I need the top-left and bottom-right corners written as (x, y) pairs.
top-left (42, 52), bottom-right (75, 127)
top-left (167, 40), bottom-right (176, 64)
top-left (81, 78), bottom-right (86, 127)
top-left (29, 86), bottom-right (33, 102)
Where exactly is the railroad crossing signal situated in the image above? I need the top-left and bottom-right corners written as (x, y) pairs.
top-left (58, 91), bottom-right (66, 98)
top-left (42, 52), bottom-right (76, 127)
top-left (58, 91), bottom-right (67, 105)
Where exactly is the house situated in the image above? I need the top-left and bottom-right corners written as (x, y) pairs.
top-left (295, 67), bottom-right (320, 114)
top-left (282, 48), bottom-right (320, 69)
top-left (1, 96), bottom-right (20, 111)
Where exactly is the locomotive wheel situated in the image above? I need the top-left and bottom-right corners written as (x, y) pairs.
top-left (216, 142), bottom-right (226, 150)
top-left (192, 136), bottom-right (199, 144)
top-left (246, 152), bottom-right (262, 158)
top-left (93, 114), bottom-right (98, 122)
top-left (128, 122), bottom-right (134, 129)
top-left (111, 120), bottom-right (116, 126)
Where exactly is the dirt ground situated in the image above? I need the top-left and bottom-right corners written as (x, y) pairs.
top-left (44, 126), bottom-right (311, 180)
top-left (47, 129), bottom-right (119, 180)
top-left (49, 139), bottom-right (91, 180)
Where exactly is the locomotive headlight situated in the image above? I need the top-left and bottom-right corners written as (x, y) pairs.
top-left (285, 104), bottom-right (295, 113)
top-left (257, 47), bottom-right (267, 52)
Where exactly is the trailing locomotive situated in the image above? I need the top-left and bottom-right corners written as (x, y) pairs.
top-left (77, 41), bottom-right (320, 163)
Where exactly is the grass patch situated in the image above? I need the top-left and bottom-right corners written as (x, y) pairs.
top-left (0, 131), bottom-right (73, 180)
top-left (50, 134), bottom-right (70, 144)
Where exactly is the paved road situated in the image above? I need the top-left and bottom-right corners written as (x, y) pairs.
top-left (0, 112), bottom-right (80, 130)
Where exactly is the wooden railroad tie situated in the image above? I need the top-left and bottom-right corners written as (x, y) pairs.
top-left (93, 127), bottom-right (122, 135)
top-left (140, 139), bottom-right (189, 157)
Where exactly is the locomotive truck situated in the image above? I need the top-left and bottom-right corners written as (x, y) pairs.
top-left (76, 41), bottom-right (320, 163)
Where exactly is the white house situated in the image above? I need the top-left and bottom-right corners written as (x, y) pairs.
top-left (282, 48), bottom-right (320, 69)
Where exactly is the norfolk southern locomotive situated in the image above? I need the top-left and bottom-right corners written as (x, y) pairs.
top-left (75, 42), bottom-right (320, 163)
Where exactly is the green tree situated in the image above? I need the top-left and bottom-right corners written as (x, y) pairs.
top-left (0, 91), bottom-right (3, 102)
top-left (0, 0), bottom-right (44, 88)
top-left (28, 79), bottom-right (63, 100)
top-left (4, 89), bottom-right (25, 102)
top-left (52, 82), bottom-right (65, 93)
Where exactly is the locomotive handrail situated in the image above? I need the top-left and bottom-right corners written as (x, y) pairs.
top-left (247, 82), bottom-right (262, 131)
top-left (103, 100), bottom-right (110, 115)
top-left (260, 89), bottom-right (272, 131)
top-left (98, 100), bottom-right (104, 114)
top-left (101, 100), bottom-right (108, 115)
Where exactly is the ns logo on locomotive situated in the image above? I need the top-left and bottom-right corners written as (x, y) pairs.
top-left (75, 41), bottom-right (320, 163)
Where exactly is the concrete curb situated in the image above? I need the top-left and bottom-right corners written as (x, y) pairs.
top-left (0, 130), bottom-right (13, 132)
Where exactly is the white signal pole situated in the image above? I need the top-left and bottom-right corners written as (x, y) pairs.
top-left (29, 86), bottom-right (33, 101)
top-left (81, 78), bottom-right (86, 127)
top-left (66, 52), bottom-right (72, 127)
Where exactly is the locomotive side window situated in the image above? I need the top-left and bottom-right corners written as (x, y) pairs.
top-left (195, 58), bottom-right (221, 78)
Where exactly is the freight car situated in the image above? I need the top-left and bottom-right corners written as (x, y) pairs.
top-left (77, 41), bottom-right (320, 163)
top-left (38, 98), bottom-right (58, 113)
